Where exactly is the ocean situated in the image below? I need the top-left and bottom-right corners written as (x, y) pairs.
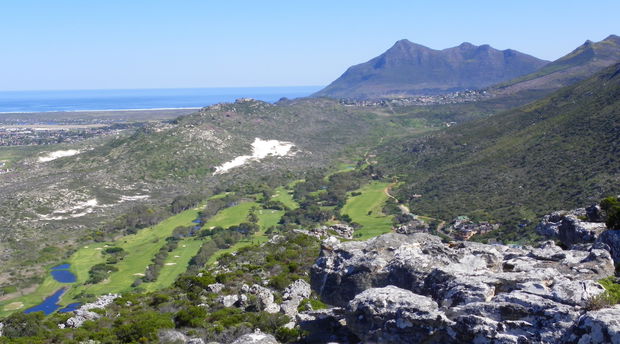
top-left (0, 86), bottom-right (322, 113)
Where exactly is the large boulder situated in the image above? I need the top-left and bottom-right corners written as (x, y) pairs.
top-left (296, 308), bottom-right (353, 344)
top-left (159, 329), bottom-right (187, 343)
top-left (230, 330), bottom-right (279, 344)
top-left (597, 230), bottom-right (620, 264)
top-left (346, 286), bottom-right (453, 344)
top-left (558, 215), bottom-right (607, 248)
top-left (249, 284), bottom-right (279, 314)
top-left (280, 279), bottom-right (311, 318)
top-left (563, 306), bottom-right (620, 343)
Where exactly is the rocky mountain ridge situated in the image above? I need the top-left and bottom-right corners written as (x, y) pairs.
top-left (314, 39), bottom-right (548, 99)
top-left (492, 34), bottom-right (620, 95)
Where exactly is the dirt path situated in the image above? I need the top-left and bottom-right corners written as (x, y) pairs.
top-left (384, 183), bottom-right (410, 215)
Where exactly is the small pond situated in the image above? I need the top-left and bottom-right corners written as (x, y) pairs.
top-left (58, 302), bottom-right (81, 313)
top-left (23, 264), bottom-right (81, 315)
top-left (24, 288), bottom-right (66, 315)
top-left (50, 264), bottom-right (77, 283)
top-left (51, 263), bottom-right (71, 270)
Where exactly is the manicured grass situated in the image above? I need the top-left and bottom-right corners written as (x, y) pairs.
top-left (202, 201), bottom-right (257, 230)
top-left (271, 186), bottom-right (298, 209)
top-left (341, 181), bottom-right (394, 240)
top-left (1, 194), bottom-right (289, 316)
top-left (68, 206), bottom-right (203, 298)
top-left (1, 204), bottom-right (205, 316)
top-left (142, 237), bottom-right (204, 292)
top-left (206, 208), bottom-right (284, 265)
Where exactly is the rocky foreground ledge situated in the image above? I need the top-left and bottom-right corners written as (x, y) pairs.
top-left (309, 233), bottom-right (620, 343)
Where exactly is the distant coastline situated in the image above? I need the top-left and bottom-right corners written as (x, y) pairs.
top-left (0, 107), bottom-right (202, 114)
top-left (0, 86), bottom-right (322, 113)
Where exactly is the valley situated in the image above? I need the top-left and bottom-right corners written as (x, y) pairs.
top-left (0, 29), bottom-right (618, 344)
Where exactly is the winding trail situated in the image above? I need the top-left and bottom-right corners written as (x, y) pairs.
top-left (383, 182), bottom-right (410, 215)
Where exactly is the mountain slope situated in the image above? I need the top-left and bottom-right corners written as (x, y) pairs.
top-left (492, 34), bottom-right (620, 95)
top-left (378, 63), bottom-right (620, 240)
top-left (314, 39), bottom-right (549, 98)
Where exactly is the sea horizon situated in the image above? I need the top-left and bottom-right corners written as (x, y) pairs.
top-left (0, 86), bottom-right (323, 113)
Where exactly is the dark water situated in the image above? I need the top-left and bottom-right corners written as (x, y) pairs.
top-left (24, 289), bottom-right (66, 315)
top-left (24, 264), bottom-right (80, 315)
top-left (51, 270), bottom-right (77, 283)
top-left (58, 303), bottom-right (81, 313)
top-left (50, 264), bottom-right (77, 283)
top-left (51, 263), bottom-right (71, 270)
top-left (0, 86), bottom-right (322, 113)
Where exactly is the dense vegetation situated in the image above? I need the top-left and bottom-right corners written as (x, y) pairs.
top-left (378, 63), bottom-right (620, 243)
top-left (0, 232), bottom-right (321, 344)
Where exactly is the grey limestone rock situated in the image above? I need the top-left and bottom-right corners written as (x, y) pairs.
top-left (597, 230), bottom-right (620, 264)
top-left (563, 306), bottom-right (620, 343)
top-left (311, 232), bottom-right (617, 343)
top-left (159, 329), bottom-right (187, 343)
top-left (230, 330), bottom-right (280, 344)
top-left (249, 284), bottom-right (279, 314)
top-left (280, 279), bottom-right (311, 318)
top-left (558, 215), bottom-right (607, 248)
top-left (346, 286), bottom-right (453, 344)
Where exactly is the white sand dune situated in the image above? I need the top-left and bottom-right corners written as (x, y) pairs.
top-left (39, 199), bottom-right (99, 220)
top-left (38, 149), bottom-right (81, 162)
top-left (214, 138), bottom-right (295, 174)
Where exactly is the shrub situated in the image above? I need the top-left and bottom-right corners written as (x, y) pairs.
top-left (601, 196), bottom-right (620, 230)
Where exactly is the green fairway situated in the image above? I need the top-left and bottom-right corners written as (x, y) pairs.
top-left (1, 204), bottom-right (205, 316)
top-left (341, 181), bottom-right (393, 239)
top-left (1, 193), bottom-right (290, 316)
top-left (68, 205), bottom-right (202, 297)
top-left (206, 208), bottom-right (284, 265)
top-left (202, 201), bottom-right (257, 230)
top-left (271, 186), bottom-right (298, 209)
top-left (142, 237), bottom-right (204, 292)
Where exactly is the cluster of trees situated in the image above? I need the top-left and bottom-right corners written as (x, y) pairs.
top-left (601, 196), bottom-right (620, 230)
top-left (170, 193), bottom-right (203, 214)
top-left (102, 204), bottom-right (169, 237)
top-left (198, 194), bottom-right (241, 223)
top-left (135, 238), bottom-right (179, 285)
top-left (103, 246), bottom-right (127, 264)
top-left (86, 263), bottom-right (119, 284)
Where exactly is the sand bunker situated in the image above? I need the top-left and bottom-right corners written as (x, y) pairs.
top-left (4, 302), bottom-right (24, 311)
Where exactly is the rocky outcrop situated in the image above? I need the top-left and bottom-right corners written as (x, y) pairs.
top-left (207, 283), bottom-right (224, 294)
top-left (296, 308), bottom-right (353, 343)
top-left (347, 286), bottom-right (452, 343)
top-left (597, 230), bottom-right (620, 264)
top-left (536, 208), bottom-right (608, 249)
top-left (563, 306), bottom-right (620, 343)
top-left (536, 209), bottom-right (587, 238)
top-left (280, 279), bottom-right (311, 318)
top-left (249, 284), bottom-right (279, 314)
top-left (159, 329), bottom-right (188, 343)
top-left (64, 294), bottom-right (120, 328)
top-left (559, 215), bottom-right (607, 248)
top-left (230, 330), bottom-right (279, 344)
top-left (218, 294), bottom-right (239, 308)
top-left (311, 233), bottom-right (616, 343)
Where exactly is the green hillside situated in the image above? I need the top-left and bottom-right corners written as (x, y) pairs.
top-left (492, 34), bottom-right (620, 95)
top-left (379, 63), bottom-right (620, 242)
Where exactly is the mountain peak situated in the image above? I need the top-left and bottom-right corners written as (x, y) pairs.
top-left (314, 40), bottom-right (548, 99)
top-left (458, 42), bottom-right (475, 49)
top-left (604, 34), bottom-right (620, 43)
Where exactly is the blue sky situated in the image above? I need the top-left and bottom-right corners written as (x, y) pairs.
top-left (0, 0), bottom-right (618, 90)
